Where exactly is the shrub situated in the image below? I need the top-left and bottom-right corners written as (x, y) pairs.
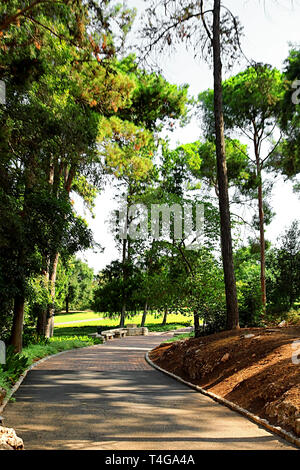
top-left (0, 345), bottom-right (30, 384)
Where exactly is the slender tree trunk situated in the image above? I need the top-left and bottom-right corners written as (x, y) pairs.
top-left (38, 164), bottom-right (76, 337)
top-left (120, 303), bottom-right (126, 328)
top-left (10, 155), bottom-right (35, 350)
top-left (120, 236), bottom-right (127, 328)
top-left (258, 182), bottom-right (266, 312)
top-left (255, 154), bottom-right (267, 313)
top-left (45, 253), bottom-right (59, 338)
top-left (36, 309), bottom-right (46, 336)
top-left (141, 302), bottom-right (148, 327)
top-left (9, 294), bottom-right (25, 353)
top-left (162, 308), bottom-right (168, 326)
top-left (65, 294), bottom-right (69, 315)
top-left (36, 269), bottom-right (49, 336)
top-left (193, 311), bottom-right (201, 338)
top-left (213, 0), bottom-right (239, 330)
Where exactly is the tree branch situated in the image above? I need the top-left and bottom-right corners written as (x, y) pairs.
top-left (0, 0), bottom-right (67, 32)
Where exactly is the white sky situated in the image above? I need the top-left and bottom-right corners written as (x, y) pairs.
top-left (77, 0), bottom-right (300, 272)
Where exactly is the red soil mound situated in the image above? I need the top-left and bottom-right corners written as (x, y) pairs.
top-left (149, 327), bottom-right (300, 436)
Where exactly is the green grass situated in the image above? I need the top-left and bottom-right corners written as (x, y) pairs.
top-left (54, 311), bottom-right (193, 329)
top-left (22, 335), bottom-right (102, 363)
top-left (54, 322), bottom-right (192, 337)
top-left (55, 311), bottom-right (103, 324)
top-left (54, 325), bottom-right (100, 337)
top-left (164, 332), bottom-right (194, 343)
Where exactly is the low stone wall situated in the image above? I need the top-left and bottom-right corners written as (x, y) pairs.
top-left (126, 327), bottom-right (148, 336)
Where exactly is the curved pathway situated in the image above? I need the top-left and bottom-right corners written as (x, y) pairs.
top-left (3, 332), bottom-right (296, 450)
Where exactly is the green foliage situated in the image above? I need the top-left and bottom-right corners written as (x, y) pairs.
top-left (186, 138), bottom-right (252, 193)
top-left (22, 335), bottom-right (102, 363)
top-left (233, 223), bottom-right (300, 326)
top-left (117, 55), bottom-right (189, 132)
top-left (266, 221), bottom-right (300, 311)
top-left (199, 64), bottom-right (285, 136)
top-left (268, 48), bottom-right (300, 180)
top-left (55, 257), bottom-right (95, 312)
top-left (146, 322), bottom-right (191, 332)
top-left (92, 260), bottom-right (142, 316)
top-left (25, 276), bottom-right (51, 326)
top-left (0, 345), bottom-right (30, 384)
top-left (183, 249), bottom-right (227, 334)
top-left (234, 245), bottom-right (265, 326)
top-left (165, 332), bottom-right (194, 343)
top-left (1, 1), bottom-right (189, 349)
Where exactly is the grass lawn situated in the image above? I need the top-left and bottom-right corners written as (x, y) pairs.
top-left (54, 311), bottom-right (104, 324)
top-left (22, 335), bottom-right (102, 362)
top-left (53, 311), bottom-right (193, 333)
top-left (164, 332), bottom-right (194, 343)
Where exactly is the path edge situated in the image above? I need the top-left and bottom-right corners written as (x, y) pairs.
top-left (145, 351), bottom-right (300, 449)
top-left (0, 343), bottom-right (101, 415)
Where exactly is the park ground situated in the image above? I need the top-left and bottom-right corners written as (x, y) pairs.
top-left (1, 310), bottom-right (300, 449)
top-left (2, 329), bottom-right (297, 450)
top-left (150, 322), bottom-right (300, 437)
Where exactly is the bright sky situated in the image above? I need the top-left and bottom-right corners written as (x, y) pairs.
top-left (77, 0), bottom-right (300, 273)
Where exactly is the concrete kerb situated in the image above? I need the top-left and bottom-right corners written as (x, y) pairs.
top-left (145, 351), bottom-right (300, 450)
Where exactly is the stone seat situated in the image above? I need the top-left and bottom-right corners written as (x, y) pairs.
top-left (101, 331), bottom-right (115, 340)
top-left (100, 326), bottom-right (148, 340)
top-left (113, 329), bottom-right (127, 338)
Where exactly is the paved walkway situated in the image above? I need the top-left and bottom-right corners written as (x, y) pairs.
top-left (3, 332), bottom-right (297, 450)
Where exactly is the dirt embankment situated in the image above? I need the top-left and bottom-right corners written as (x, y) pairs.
top-left (149, 326), bottom-right (300, 437)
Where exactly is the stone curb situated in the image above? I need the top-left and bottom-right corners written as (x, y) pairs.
top-left (145, 351), bottom-right (300, 450)
top-left (0, 343), bottom-right (102, 415)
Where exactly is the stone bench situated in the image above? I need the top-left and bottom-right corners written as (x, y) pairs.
top-left (100, 326), bottom-right (148, 341)
top-left (113, 329), bottom-right (127, 338)
top-left (101, 331), bottom-right (115, 340)
top-left (101, 328), bottom-right (127, 340)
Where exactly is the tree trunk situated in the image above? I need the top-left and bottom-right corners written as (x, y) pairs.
top-left (256, 166), bottom-right (267, 313)
top-left (36, 310), bottom-right (46, 337)
top-left (10, 294), bottom-right (25, 353)
top-left (141, 302), bottom-right (148, 327)
top-left (253, 126), bottom-right (267, 314)
top-left (45, 253), bottom-right (59, 338)
top-left (193, 311), bottom-right (201, 338)
top-left (120, 236), bottom-right (127, 328)
top-left (36, 270), bottom-right (49, 336)
top-left (162, 308), bottom-right (168, 326)
top-left (213, 0), bottom-right (239, 330)
top-left (65, 294), bottom-right (69, 315)
top-left (120, 303), bottom-right (126, 328)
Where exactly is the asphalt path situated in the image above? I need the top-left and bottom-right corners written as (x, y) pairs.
top-left (3, 332), bottom-right (297, 450)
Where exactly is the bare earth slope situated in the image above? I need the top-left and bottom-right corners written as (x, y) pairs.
top-left (149, 327), bottom-right (300, 437)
